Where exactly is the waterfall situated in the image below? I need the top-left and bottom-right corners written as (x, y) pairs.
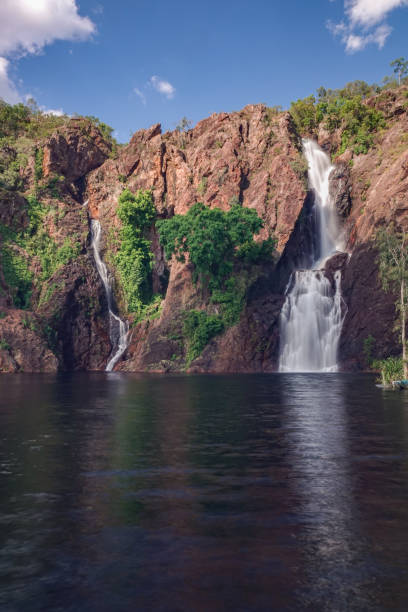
top-left (90, 219), bottom-right (129, 372)
top-left (278, 140), bottom-right (345, 372)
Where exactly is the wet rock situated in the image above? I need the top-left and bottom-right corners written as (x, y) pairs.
top-left (329, 163), bottom-right (352, 218)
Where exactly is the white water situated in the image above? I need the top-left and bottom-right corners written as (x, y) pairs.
top-left (90, 219), bottom-right (129, 372)
top-left (278, 140), bottom-right (345, 372)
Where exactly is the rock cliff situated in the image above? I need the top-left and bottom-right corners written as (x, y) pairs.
top-left (0, 87), bottom-right (407, 372)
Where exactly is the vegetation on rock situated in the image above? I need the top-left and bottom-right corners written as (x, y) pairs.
top-left (0, 194), bottom-right (81, 309)
top-left (376, 225), bottom-right (408, 380)
top-left (157, 201), bottom-right (275, 288)
top-left (290, 81), bottom-right (385, 155)
top-left (114, 188), bottom-right (157, 316)
top-left (183, 310), bottom-right (224, 366)
top-left (158, 201), bottom-right (276, 361)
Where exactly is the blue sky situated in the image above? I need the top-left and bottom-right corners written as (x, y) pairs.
top-left (1, 0), bottom-right (408, 142)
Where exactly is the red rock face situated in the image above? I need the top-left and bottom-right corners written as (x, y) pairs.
top-left (0, 310), bottom-right (58, 373)
top-left (42, 118), bottom-right (111, 185)
top-left (85, 105), bottom-right (308, 372)
top-left (337, 88), bottom-right (408, 367)
top-left (0, 120), bottom-right (112, 373)
top-left (2, 89), bottom-right (408, 373)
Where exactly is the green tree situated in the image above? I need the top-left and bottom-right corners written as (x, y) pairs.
top-left (175, 117), bottom-right (192, 133)
top-left (377, 225), bottom-right (408, 379)
top-left (390, 57), bottom-right (408, 86)
top-left (157, 201), bottom-right (273, 288)
top-left (114, 189), bottom-right (156, 314)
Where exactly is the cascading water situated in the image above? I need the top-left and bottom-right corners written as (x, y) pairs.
top-left (279, 140), bottom-right (345, 372)
top-left (90, 219), bottom-right (129, 372)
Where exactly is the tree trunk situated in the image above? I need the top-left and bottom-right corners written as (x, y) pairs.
top-left (402, 278), bottom-right (407, 378)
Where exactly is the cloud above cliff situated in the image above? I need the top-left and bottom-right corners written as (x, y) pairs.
top-left (0, 0), bottom-right (95, 103)
top-left (150, 76), bottom-right (176, 99)
top-left (328, 0), bottom-right (408, 52)
top-left (0, 57), bottom-right (20, 103)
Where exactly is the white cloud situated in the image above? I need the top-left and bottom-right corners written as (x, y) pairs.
top-left (0, 1), bottom-right (95, 104)
top-left (344, 24), bottom-right (392, 51)
top-left (0, 57), bottom-right (20, 103)
top-left (42, 107), bottom-right (64, 116)
top-left (328, 0), bottom-right (408, 52)
top-left (134, 87), bottom-right (146, 105)
top-left (150, 76), bottom-right (175, 99)
top-left (0, 0), bottom-right (95, 57)
top-left (346, 0), bottom-right (408, 27)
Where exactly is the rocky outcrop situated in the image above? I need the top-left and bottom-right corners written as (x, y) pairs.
top-left (0, 310), bottom-right (58, 372)
top-left (42, 118), bottom-right (111, 185)
top-left (84, 105), bottom-right (308, 372)
top-left (2, 87), bottom-right (408, 373)
top-left (329, 163), bottom-right (352, 218)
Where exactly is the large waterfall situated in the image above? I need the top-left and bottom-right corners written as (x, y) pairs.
top-left (90, 219), bottom-right (129, 372)
top-left (279, 140), bottom-right (345, 372)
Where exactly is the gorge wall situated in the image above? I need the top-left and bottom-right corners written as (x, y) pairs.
top-left (1, 87), bottom-right (408, 373)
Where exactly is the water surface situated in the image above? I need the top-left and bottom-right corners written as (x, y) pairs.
top-left (1, 373), bottom-right (408, 611)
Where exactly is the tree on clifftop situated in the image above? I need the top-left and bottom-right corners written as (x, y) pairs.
top-left (376, 225), bottom-right (408, 379)
top-left (390, 57), bottom-right (408, 86)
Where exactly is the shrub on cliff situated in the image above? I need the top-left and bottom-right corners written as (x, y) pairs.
top-left (290, 81), bottom-right (385, 156)
top-left (0, 194), bottom-right (81, 308)
top-left (157, 201), bottom-right (276, 361)
top-left (157, 201), bottom-right (274, 288)
top-left (183, 310), bottom-right (224, 365)
top-left (114, 189), bottom-right (156, 314)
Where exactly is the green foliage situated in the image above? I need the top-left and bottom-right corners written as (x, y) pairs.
top-left (175, 117), bottom-right (192, 132)
top-left (84, 115), bottom-right (114, 141)
top-left (0, 194), bottom-right (81, 308)
top-left (376, 225), bottom-right (408, 294)
top-left (290, 81), bottom-right (385, 155)
top-left (390, 57), bottom-right (408, 85)
top-left (289, 155), bottom-right (309, 187)
top-left (372, 357), bottom-right (404, 385)
top-left (263, 106), bottom-right (283, 124)
top-left (228, 195), bottom-right (240, 207)
top-left (158, 201), bottom-right (276, 360)
top-left (0, 100), bottom-right (120, 193)
top-left (290, 95), bottom-right (318, 133)
top-left (376, 225), bottom-right (408, 378)
top-left (363, 334), bottom-right (376, 367)
top-left (157, 201), bottom-right (272, 288)
top-left (0, 339), bottom-right (10, 351)
top-left (210, 276), bottom-right (246, 327)
top-left (0, 101), bottom-right (31, 138)
top-left (114, 189), bottom-right (156, 314)
top-left (34, 149), bottom-right (43, 183)
top-left (183, 310), bottom-right (224, 365)
top-left (45, 174), bottom-right (64, 197)
top-left (38, 282), bottom-right (59, 308)
top-left (0, 245), bottom-right (32, 309)
top-left (117, 188), bottom-right (156, 229)
top-left (197, 177), bottom-right (208, 196)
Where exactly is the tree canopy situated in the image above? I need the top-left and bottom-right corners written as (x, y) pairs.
top-left (157, 201), bottom-right (275, 287)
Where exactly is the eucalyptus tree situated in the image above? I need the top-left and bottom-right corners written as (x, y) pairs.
top-left (377, 225), bottom-right (408, 378)
top-left (390, 57), bottom-right (408, 86)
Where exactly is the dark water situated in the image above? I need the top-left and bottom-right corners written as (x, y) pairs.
top-left (1, 373), bottom-right (408, 611)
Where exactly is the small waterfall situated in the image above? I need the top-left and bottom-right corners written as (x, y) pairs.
top-left (278, 140), bottom-right (345, 372)
top-left (90, 219), bottom-right (129, 372)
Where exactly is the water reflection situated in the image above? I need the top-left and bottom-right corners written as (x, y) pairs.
top-left (1, 374), bottom-right (408, 610)
top-left (281, 374), bottom-right (364, 607)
